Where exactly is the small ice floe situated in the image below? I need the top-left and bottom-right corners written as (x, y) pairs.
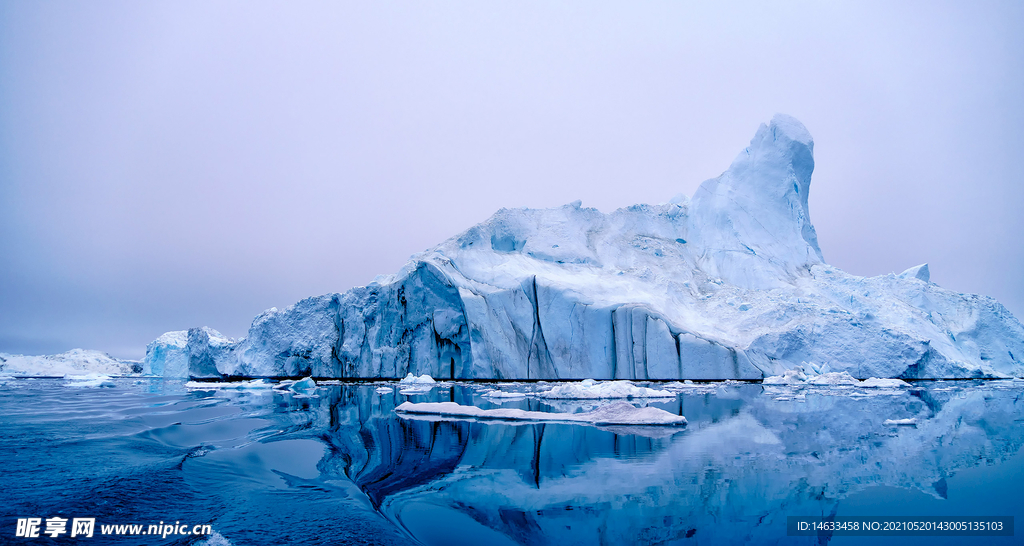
top-left (806, 372), bottom-right (859, 386)
top-left (64, 373), bottom-right (116, 388)
top-left (375, 386), bottom-right (394, 394)
top-left (273, 376), bottom-right (317, 394)
top-left (883, 418), bottom-right (917, 426)
top-left (535, 379), bottom-right (674, 399)
top-left (395, 400), bottom-right (686, 426)
top-left (399, 373), bottom-right (436, 385)
top-left (662, 380), bottom-right (722, 394)
top-left (762, 368), bottom-right (809, 385)
top-left (859, 377), bottom-right (911, 388)
top-left (398, 373), bottom-right (437, 394)
top-left (482, 389), bottom-right (527, 399)
top-left (764, 368), bottom-right (911, 389)
top-left (185, 379), bottom-right (272, 390)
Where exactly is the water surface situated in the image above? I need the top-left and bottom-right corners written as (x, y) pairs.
top-left (2, 378), bottom-right (1021, 545)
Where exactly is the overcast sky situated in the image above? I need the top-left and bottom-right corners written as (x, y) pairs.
top-left (1, 1), bottom-right (1022, 360)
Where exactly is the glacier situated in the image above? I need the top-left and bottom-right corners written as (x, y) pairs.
top-left (138, 114), bottom-right (1023, 380)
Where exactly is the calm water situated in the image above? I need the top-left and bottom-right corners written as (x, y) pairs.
top-left (1, 378), bottom-right (1022, 545)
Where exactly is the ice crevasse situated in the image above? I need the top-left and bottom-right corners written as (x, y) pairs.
top-left (145, 114), bottom-right (1024, 381)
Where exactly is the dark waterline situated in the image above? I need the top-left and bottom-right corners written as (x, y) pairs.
top-left (1, 378), bottom-right (1021, 545)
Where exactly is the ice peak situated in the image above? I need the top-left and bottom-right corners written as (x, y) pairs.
top-left (688, 114), bottom-right (823, 288)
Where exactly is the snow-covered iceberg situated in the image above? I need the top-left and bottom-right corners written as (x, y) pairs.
top-left (0, 349), bottom-right (139, 377)
top-left (161, 114), bottom-right (1024, 380)
top-left (143, 327), bottom-right (236, 378)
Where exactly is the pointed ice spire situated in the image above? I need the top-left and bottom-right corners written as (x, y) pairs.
top-left (688, 114), bottom-right (824, 288)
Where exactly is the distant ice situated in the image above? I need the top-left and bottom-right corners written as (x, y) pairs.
top-left (185, 379), bottom-right (272, 390)
top-left (375, 386), bottom-right (394, 394)
top-left (764, 368), bottom-right (911, 389)
top-left (0, 349), bottom-right (136, 377)
top-left (536, 379), bottom-right (675, 399)
top-left (396, 400), bottom-right (686, 426)
top-left (399, 373), bottom-right (436, 385)
top-left (859, 378), bottom-right (911, 388)
top-left (482, 389), bottom-right (527, 399)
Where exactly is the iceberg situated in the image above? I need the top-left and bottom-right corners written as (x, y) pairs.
top-left (399, 373), bottom-right (437, 385)
top-left (143, 327), bottom-right (236, 379)
top-left (150, 114), bottom-right (1024, 381)
top-left (395, 400), bottom-right (687, 426)
top-left (0, 349), bottom-right (139, 377)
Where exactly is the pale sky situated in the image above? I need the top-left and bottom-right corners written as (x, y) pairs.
top-left (2, 1), bottom-right (1022, 359)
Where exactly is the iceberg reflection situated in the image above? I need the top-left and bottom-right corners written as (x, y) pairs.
top-left (323, 382), bottom-right (1024, 545)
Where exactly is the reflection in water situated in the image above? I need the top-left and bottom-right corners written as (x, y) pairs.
top-left (1, 379), bottom-right (1022, 545)
top-left (325, 382), bottom-right (1024, 545)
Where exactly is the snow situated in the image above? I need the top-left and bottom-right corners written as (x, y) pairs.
top-left (0, 349), bottom-right (136, 377)
top-left (535, 379), bottom-right (675, 399)
top-left (395, 400), bottom-right (686, 426)
top-left (145, 114), bottom-right (1024, 381)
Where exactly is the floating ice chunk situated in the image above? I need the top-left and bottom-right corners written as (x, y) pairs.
top-left (762, 369), bottom-right (808, 385)
top-left (288, 376), bottom-right (317, 393)
top-left (859, 377), bottom-right (911, 388)
top-left (185, 379), bottom-right (272, 390)
top-left (884, 418), bottom-right (917, 426)
top-left (65, 373), bottom-right (116, 388)
top-left (395, 400), bottom-right (686, 426)
top-left (482, 389), bottom-right (527, 398)
top-left (375, 386), bottom-right (394, 394)
top-left (536, 379), bottom-right (675, 399)
top-left (765, 370), bottom-right (912, 389)
top-left (399, 373), bottom-right (436, 385)
top-left (805, 372), bottom-right (859, 386)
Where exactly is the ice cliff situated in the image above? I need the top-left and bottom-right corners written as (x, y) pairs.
top-left (160, 114), bottom-right (1024, 380)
